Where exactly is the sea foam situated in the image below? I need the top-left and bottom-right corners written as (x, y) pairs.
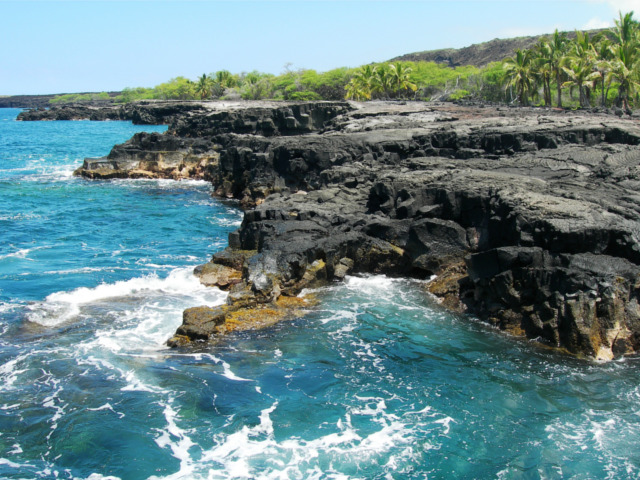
top-left (26, 266), bottom-right (223, 327)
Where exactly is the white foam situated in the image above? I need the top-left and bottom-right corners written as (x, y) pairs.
top-left (344, 274), bottom-right (398, 296)
top-left (0, 355), bottom-right (28, 391)
top-left (7, 444), bottom-right (22, 455)
top-left (41, 266), bottom-right (124, 276)
top-left (0, 458), bottom-right (28, 469)
top-left (0, 213), bottom-right (43, 221)
top-left (82, 474), bottom-right (123, 480)
top-left (0, 248), bottom-right (34, 261)
top-left (151, 394), bottom-right (432, 480)
top-left (120, 370), bottom-right (169, 394)
top-left (0, 302), bottom-right (21, 315)
top-left (545, 412), bottom-right (640, 478)
top-left (202, 354), bottom-right (253, 382)
top-left (434, 416), bottom-right (455, 435)
top-left (151, 401), bottom-right (198, 480)
top-left (27, 266), bottom-right (224, 327)
top-left (87, 403), bottom-right (125, 419)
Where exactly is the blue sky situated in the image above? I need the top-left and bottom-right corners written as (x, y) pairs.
top-left (0, 0), bottom-right (636, 95)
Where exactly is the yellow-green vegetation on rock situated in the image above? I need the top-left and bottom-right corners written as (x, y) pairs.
top-left (426, 261), bottom-right (469, 312)
top-left (166, 295), bottom-right (313, 347)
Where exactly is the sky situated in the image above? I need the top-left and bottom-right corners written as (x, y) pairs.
top-left (0, 0), bottom-right (638, 95)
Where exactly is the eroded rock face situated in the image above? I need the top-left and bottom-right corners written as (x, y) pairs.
top-left (74, 100), bottom-right (640, 359)
top-left (75, 131), bottom-right (219, 180)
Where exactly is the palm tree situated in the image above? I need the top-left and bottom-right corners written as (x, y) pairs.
top-left (195, 74), bottom-right (212, 100)
top-left (607, 43), bottom-right (639, 112)
top-left (532, 40), bottom-right (553, 106)
top-left (387, 63), bottom-right (418, 98)
top-left (561, 31), bottom-right (597, 108)
top-left (591, 36), bottom-right (614, 107)
top-left (608, 10), bottom-right (638, 46)
top-left (214, 70), bottom-right (237, 89)
top-left (345, 65), bottom-right (378, 100)
top-left (503, 49), bottom-right (534, 105)
top-left (548, 30), bottom-right (570, 108)
top-left (606, 11), bottom-right (639, 112)
top-left (374, 64), bottom-right (394, 99)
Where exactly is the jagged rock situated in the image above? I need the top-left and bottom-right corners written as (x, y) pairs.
top-left (333, 258), bottom-right (354, 280)
top-left (194, 262), bottom-right (242, 290)
top-left (17, 100), bottom-right (208, 124)
top-left (171, 306), bottom-right (227, 344)
top-left (211, 248), bottom-right (256, 271)
top-left (207, 101), bottom-right (640, 358)
top-left (167, 295), bottom-right (311, 346)
top-left (74, 131), bottom-right (219, 180)
top-left (33, 99), bottom-right (640, 359)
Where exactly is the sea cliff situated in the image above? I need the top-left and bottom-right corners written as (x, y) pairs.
top-left (71, 100), bottom-right (640, 360)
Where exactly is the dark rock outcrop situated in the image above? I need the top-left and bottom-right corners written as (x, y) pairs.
top-left (16, 100), bottom-right (208, 125)
top-left (74, 100), bottom-right (640, 359)
top-left (76, 131), bottom-right (219, 180)
top-left (0, 94), bottom-right (61, 109)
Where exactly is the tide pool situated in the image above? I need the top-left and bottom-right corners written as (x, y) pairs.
top-left (0, 108), bottom-right (639, 480)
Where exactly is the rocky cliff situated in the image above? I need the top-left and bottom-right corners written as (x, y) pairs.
top-left (16, 100), bottom-right (208, 124)
top-left (75, 100), bottom-right (640, 360)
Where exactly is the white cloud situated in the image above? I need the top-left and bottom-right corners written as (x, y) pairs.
top-left (583, 17), bottom-right (613, 29)
top-left (590, 0), bottom-right (640, 14)
top-left (608, 0), bottom-right (640, 12)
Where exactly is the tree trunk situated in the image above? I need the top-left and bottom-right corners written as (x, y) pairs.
top-left (556, 71), bottom-right (563, 108)
top-left (579, 85), bottom-right (590, 108)
top-left (543, 77), bottom-right (551, 106)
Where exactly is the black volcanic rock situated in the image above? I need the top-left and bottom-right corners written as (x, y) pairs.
top-left (16, 100), bottom-right (208, 124)
top-left (68, 100), bottom-right (640, 359)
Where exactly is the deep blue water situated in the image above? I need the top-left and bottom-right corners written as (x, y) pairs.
top-left (0, 108), bottom-right (639, 480)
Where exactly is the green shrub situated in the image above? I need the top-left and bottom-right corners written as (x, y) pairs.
top-left (49, 92), bottom-right (112, 104)
top-left (449, 89), bottom-right (471, 100)
top-left (289, 91), bottom-right (322, 101)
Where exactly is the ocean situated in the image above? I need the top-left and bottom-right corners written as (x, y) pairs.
top-left (0, 107), bottom-right (639, 480)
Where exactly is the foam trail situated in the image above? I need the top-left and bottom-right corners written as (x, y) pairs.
top-left (151, 402), bottom-right (198, 480)
top-left (203, 354), bottom-right (253, 382)
top-left (0, 248), bottom-right (33, 261)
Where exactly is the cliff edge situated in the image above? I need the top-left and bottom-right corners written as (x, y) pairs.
top-left (75, 100), bottom-right (640, 360)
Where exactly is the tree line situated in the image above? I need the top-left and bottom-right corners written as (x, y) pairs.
top-left (49, 11), bottom-right (638, 111)
top-left (502, 11), bottom-right (639, 111)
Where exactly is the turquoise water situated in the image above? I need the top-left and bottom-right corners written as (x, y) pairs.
top-left (0, 108), bottom-right (639, 480)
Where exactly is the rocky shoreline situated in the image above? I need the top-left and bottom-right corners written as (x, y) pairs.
top-left (16, 100), bottom-right (208, 125)
top-left (69, 100), bottom-right (640, 360)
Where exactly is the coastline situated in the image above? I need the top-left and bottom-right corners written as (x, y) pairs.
top-left (49, 100), bottom-right (640, 360)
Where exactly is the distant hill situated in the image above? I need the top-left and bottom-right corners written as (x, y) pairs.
top-left (389, 29), bottom-right (606, 67)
